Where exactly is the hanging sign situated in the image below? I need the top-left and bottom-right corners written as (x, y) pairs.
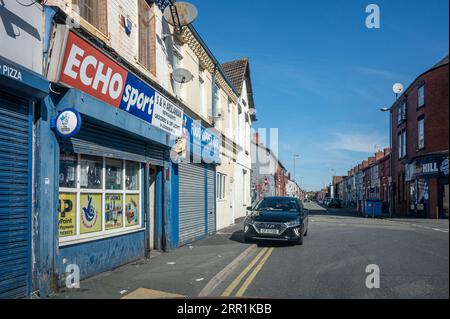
top-left (55, 108), bottom-right (82, 138)
top-left (58, 31), bottom-right (183, 137)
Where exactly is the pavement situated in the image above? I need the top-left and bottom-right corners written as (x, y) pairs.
top-left (51, 202), bottom-right (449, 299)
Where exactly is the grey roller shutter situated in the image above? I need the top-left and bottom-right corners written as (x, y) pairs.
top-left (0, 92), bottom-right (31, 299)
top-left (59, 120), bottom-right (165, 166)
top-left (178, 162), bottom-right (205, 244)
top-left (206, 165), bottom-right (216, 235)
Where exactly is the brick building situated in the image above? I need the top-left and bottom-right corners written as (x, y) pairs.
top-left (391, 55), bottom-right (449, 218)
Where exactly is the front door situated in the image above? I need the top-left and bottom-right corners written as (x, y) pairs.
top-left (440, 179), bottom-right (449, 219)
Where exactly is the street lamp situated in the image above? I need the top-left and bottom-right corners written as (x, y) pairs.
top-left (293, 154), bottom-right (300, 183)
top-left (380, 106), bottom-right (393, 218)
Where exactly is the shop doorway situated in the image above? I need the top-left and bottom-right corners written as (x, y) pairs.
top-left (148, 165), bottom-right (165, 251)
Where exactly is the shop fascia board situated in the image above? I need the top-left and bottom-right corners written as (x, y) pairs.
top-left (55, 88), bottom-right (171, 148)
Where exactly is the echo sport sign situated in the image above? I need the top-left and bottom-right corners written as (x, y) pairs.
top-left (59, 32), bottom-right (183, 137)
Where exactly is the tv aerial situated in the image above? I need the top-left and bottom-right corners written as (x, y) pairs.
top-left (162, 1), bottom-right (198, 41)
top-left (172, 67), bottom-right (193, 84)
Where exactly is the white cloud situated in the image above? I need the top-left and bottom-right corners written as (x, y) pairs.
top-left (328, 131), bottom-right (386, 153)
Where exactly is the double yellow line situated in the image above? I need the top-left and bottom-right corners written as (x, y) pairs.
top-left (221, 247), bottom-right (274, 297)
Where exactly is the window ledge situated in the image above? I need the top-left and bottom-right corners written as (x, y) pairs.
top-left (59, 227), bottom-right (145, 247)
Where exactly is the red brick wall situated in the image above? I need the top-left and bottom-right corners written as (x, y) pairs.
top-left (391, 62), bottom-right (449, 216)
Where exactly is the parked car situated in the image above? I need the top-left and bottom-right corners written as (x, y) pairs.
top-left (328, 198), bottom-right (341, 208)
top-left (244, 197), bottom-right (309, 245)
top-left (323, 197), bottom-right (332, 206)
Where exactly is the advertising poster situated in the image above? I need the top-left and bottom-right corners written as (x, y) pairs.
top-left (105, 194), bottom-right (123, 230)
top-left (58, 193), bottom-right (76, 237)
top-left (80, 193), bottom-right (102, 234)
top-left (125, 194), bottom-right (140, 227)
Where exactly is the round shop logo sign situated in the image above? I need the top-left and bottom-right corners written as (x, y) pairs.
top-left (56, 108), bottom-right (82, 138)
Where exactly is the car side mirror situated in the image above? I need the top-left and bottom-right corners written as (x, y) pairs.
top-left (246, 206), bottom-right (253, 211)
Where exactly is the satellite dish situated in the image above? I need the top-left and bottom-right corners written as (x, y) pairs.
top-left (163, 2), bottom-right (198, 27)
top-left (393, 83), bottom-right (404, 94)
top-left (172, 68), bottom-right (193, 83)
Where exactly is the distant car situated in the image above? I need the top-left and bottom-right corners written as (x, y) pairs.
top-left (328, 198), bottom-right (341, 208)
top-left (323, 198), bottom-right (331, 206)
top-left (243, 197), bottom-right (309, 245)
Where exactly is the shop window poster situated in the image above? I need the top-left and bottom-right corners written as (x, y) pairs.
top-left (125, 194), bottom-right (139, 227)
top-left (80, 193), bottom-right (102, 233)
top-left (105, 194), bottom-right (123, 229)
top-left (58, 193), bottom-right (77, 237)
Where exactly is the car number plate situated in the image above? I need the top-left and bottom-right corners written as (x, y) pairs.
top-left (260, 228), bottom-right (279, 235)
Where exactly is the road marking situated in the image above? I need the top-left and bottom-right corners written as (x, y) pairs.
top-left (432, 228), bottom-right (449, 233)
top-left (198, 244), bottom-right (257, 297)
top-left (235, 248), bottom-right (274, 297)
top-left (122, 288), bottom-right (185, 299)
top-left (221, 248), bottom-right (268, 297)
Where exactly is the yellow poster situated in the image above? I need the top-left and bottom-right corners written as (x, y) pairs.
top-left (58, 193), bottom-right (76, 237)
top-left (105, 194), bottom-right (123, 230)
top-left (80, 193), bottom-right (102, 234)
top-left (125, 194), bottom-right (140, 227)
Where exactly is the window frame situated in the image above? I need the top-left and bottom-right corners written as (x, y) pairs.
top-left (72, 0), bottom-right (109, 39)
top-left (137, 0), bottom-right (156, 75)
top-left (417, 116), bottom-right (425, 150)
top-left (58, 154), bottom-right (143, 246)
top-left (418, 84), bottom-right (425, 109)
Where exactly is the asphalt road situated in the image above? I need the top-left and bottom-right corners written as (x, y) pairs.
top-left (53, 202), bottom-right (448, 299)
top-left (212, 202), bottom-right (449, 299)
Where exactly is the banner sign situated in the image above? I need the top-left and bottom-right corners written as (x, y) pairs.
top-left (182, 114), bottom-right (220, 164)
top-left (59, 32), bottom-right (183, 137)
top-left (406, 155), bottom-right (449, 181)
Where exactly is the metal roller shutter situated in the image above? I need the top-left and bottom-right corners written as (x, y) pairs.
top-left (0, 92), bottom-right (31, 299)
top-left (59, 120), bottom-right (165, 165)
top-left (178, 162), bottom-right (205, 244)
top-left (206, 165), bottom-right (216, 235)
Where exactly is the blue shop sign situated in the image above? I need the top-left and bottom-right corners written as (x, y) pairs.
top-left (182, 114), bottom-right (220, 164)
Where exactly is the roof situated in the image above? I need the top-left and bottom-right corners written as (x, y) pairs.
top-left (431, 55), bottom-right (449, 69)
top-left (221, 58), bottom-right (256, 120)
top-left (221, 58), bottom-right (248, 95)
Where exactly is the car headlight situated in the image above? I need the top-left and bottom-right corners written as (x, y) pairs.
top-left (244, 218), bottom-right (255, 226)
top-left (285, 220), bottom-right (300, 227)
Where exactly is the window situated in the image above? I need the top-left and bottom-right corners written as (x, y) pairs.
top-left (217, 173), bottom-right (226, 200)
top-left (58, 153), bottom-right (142, 243)
top-left (138, 0), bottom-right (156, 74)
top-left (72, 0), bottom-right (108, 35)
top-left (418, 117), bottom-right (425, 149)
top-left (398, 130), bottom-right (407, 159)
top-left (397, 100), bottom-right (407, 125)
top-left (199, 67), bottom-right (206, 117)
top-left (418, 85), bottom-right (425, 108)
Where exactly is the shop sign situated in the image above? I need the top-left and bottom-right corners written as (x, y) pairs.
top-left (181, 114), bottom-right (220, 163)
top-left (55, 108), bottom-right (82, 138)
top-left (413, 155), bottom-right (449, 179)
top-left (58, 32), bottom-right (183, 137)
top-left (58, 193), bottom-right (76, 237)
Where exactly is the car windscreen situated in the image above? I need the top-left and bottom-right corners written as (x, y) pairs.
top-left (256, 198), bottom-right (300, 212)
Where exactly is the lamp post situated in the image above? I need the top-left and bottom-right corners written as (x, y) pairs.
top-left (380, 106), bottom-right (393, 218)
top-left (293, 154), bottom-right (300, 183)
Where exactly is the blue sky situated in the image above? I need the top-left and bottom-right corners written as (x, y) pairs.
top-left (188, 0), bottom-right (449, 191)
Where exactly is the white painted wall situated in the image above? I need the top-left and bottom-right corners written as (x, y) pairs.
top-left (0, 1), bottom-right (43, 73)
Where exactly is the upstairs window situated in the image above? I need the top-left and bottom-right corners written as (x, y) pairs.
top-left (418, 117), bottom-right (425, 150)
top-left (418, 84), bottom-right (425, 108)
top-left (397, 100), bottom-right (407, 125)
top-left (73, 0), bottom-right (108, 35)
top-left (138, 0), bottom-right (156, 75)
